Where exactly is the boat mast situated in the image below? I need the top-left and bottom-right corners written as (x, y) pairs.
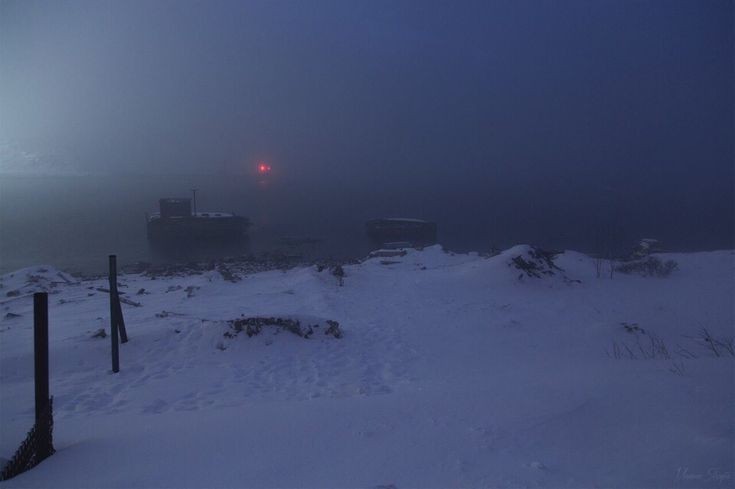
top-left (190, 188), bottom-right (198, 216)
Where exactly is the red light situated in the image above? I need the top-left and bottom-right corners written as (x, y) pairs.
top-left (257, 162), bottom-right (271, 174)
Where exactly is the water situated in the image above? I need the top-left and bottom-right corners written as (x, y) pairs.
top-left (0, 174), bottom-right (373, 274)
top-left (1, 173), bottom-right (731, 275)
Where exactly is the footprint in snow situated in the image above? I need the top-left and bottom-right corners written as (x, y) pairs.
top-left (141, 399), bottom-right (168, 414)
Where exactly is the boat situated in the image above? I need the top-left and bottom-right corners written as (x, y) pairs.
top-left (365, 218), bottom-right (437, 247)
top-left (146, 197), bottom-right (249, 243)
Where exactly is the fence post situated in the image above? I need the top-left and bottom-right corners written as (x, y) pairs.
top-left (109, 255), bottom-right (120, 373)
top-left (33, 292), bottom-right (53, 460)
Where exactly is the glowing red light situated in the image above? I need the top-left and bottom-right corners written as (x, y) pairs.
top-left (257, 162), bottom-right (271, 174)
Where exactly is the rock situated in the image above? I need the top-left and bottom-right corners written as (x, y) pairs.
top-left (91, 328), bottom-right (107, 339)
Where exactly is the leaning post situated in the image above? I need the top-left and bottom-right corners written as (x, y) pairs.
top-left (115, 299), bottom-right (128, 343)
top-left (109, 255), bottom-right (128, 343)
top-left (33, 292), bottom-right (53, 459)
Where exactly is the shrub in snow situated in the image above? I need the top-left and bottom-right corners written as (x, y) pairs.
top-left (608, 329), bottom-right (671, 360)
top-left (616, 256), bottom-right (678, 277)
top-left (609, 325), bottom-right (733, 377)
top-left (621, 322), bottom-right (645, 334)
top-left (332, 265), bottom-right (345, 286)
top-left (227, 317), bottom-right (343, 339)
top-left (630, 238), bottom-right (662, 259)
top-left (668, 360), bottom-right (686, 376)
top-left (217, 265), bottom-right (240, 283)
top-left (691, 328), bottom-right (735, 358)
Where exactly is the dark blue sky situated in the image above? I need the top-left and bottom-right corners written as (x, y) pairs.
top-left (1, 0), bottom-right (733, 248)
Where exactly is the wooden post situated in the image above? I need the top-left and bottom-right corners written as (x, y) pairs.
top-left (109, 255), bottom-right (120, 373)
top-left (33, 292), bottom-right (53, 459)
top-left (108, 255), bottom-right (128, 342)
top-left (34, 293), bottom-right (50, 422)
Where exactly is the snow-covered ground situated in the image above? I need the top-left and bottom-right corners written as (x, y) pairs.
top-left (0, 245), bottom-right (733, 488)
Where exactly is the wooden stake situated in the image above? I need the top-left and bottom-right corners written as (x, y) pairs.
top-left (33, 292), bottom-right (53, 459)
top-left (109, 255), bottom-right (120, 372)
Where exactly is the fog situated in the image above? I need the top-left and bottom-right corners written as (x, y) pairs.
top-left (1, 0), bottom-right (733, 272)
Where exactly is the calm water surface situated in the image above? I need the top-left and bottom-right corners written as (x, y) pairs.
top-left (1, 174), bottom-right (731, 274)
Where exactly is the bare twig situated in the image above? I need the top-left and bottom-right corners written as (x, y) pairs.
top-left (668, 360), bottom-right (686, 376)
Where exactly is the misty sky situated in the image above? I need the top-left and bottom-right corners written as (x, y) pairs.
top-left (1, 1), bottom-right (733, 225)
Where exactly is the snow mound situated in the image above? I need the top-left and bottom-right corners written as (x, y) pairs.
top-left (0, 266), bottom-right (78, 298)
top-left (500, 245), bottom-right (580, 283)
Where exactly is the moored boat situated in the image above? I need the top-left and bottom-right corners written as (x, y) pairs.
top-left (147, 198), bottom-right (249, 243)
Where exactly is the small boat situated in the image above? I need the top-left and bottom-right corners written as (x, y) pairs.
top-left (365, 218), bottom-right (437, 247)
top-left (146, 198), bottom-right (249, 243)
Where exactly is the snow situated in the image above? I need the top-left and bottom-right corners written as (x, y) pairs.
top-left (0, 246), bottom-right (733, 488)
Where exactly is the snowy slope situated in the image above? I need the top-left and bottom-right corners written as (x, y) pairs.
top-left (0, 246), bottom-right (733, 488)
